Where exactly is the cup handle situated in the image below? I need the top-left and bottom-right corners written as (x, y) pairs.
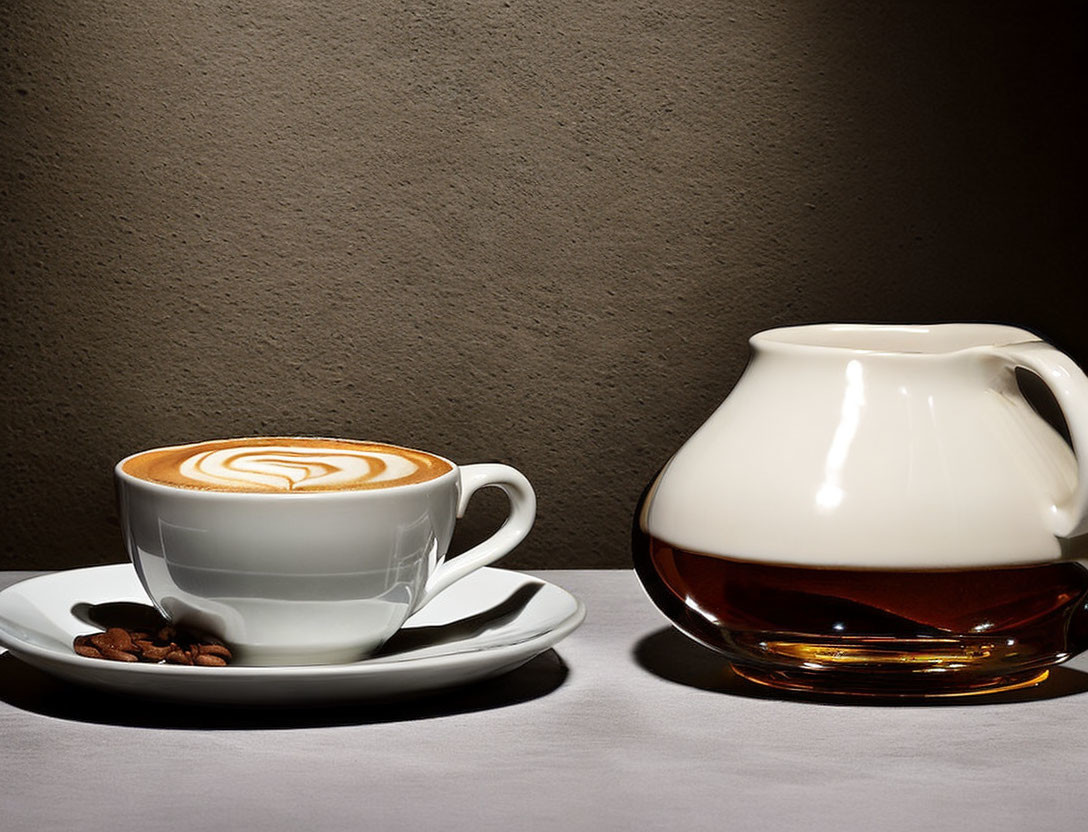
top-left (411, 463), bottom-right (536, 614)
top-left (995, 341), bottom-right (1088, 538)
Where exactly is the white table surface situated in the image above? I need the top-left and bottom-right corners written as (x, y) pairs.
top-left (1, 568), bottom-right (1085, 832)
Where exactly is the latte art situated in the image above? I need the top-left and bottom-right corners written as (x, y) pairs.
top-left (179, 446), bottom-right (424, 491)
top-left (121, 438), bottom-right (452, 492)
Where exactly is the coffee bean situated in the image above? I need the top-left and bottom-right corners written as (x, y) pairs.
top-left (100, 647), bottom-right (139, 662)
top-left (137, 642), bottom-right (173, 661)
top-left (105, 627), bottom-right (136, 651)
top-left (73, 625), bottom-right (232, 666)
top-left (89, 633), bottom-right (117, 652)
top-left (200, 644), bottom-right (233, 660)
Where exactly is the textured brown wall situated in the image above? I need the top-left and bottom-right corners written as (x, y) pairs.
top-left (2, 1), bottom-right (1086, 569)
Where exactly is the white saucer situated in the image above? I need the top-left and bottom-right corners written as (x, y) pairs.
top-left (0, 564), bottom-right (585, 705)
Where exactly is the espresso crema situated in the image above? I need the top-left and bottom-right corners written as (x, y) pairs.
top-left (121, 437), bottom-right (453, 493)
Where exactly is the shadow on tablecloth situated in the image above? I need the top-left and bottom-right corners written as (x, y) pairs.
top-left (633, 626), bottom-right (1088, 706)
top-left (0, 648), bottom-right (569, 728)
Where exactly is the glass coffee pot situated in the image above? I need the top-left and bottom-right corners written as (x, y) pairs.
top-left (634, 324), bottom-right (1088, 697)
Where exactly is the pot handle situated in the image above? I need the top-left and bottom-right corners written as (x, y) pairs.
top-left (995, 341), bottom-right (1088, 538)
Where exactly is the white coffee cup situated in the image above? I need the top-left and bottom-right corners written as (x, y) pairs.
top-left (115, 438), bottom-right (535, 666)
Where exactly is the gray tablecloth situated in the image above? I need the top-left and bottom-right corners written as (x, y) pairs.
top-left (1, 569), bottom-right (1085, 832)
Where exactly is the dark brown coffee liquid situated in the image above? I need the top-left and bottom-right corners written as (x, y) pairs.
top-left (634, 533), bottom-right (1088, 696)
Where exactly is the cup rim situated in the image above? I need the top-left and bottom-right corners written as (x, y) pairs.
top-left (114, 436), bottom-right (459, 499)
